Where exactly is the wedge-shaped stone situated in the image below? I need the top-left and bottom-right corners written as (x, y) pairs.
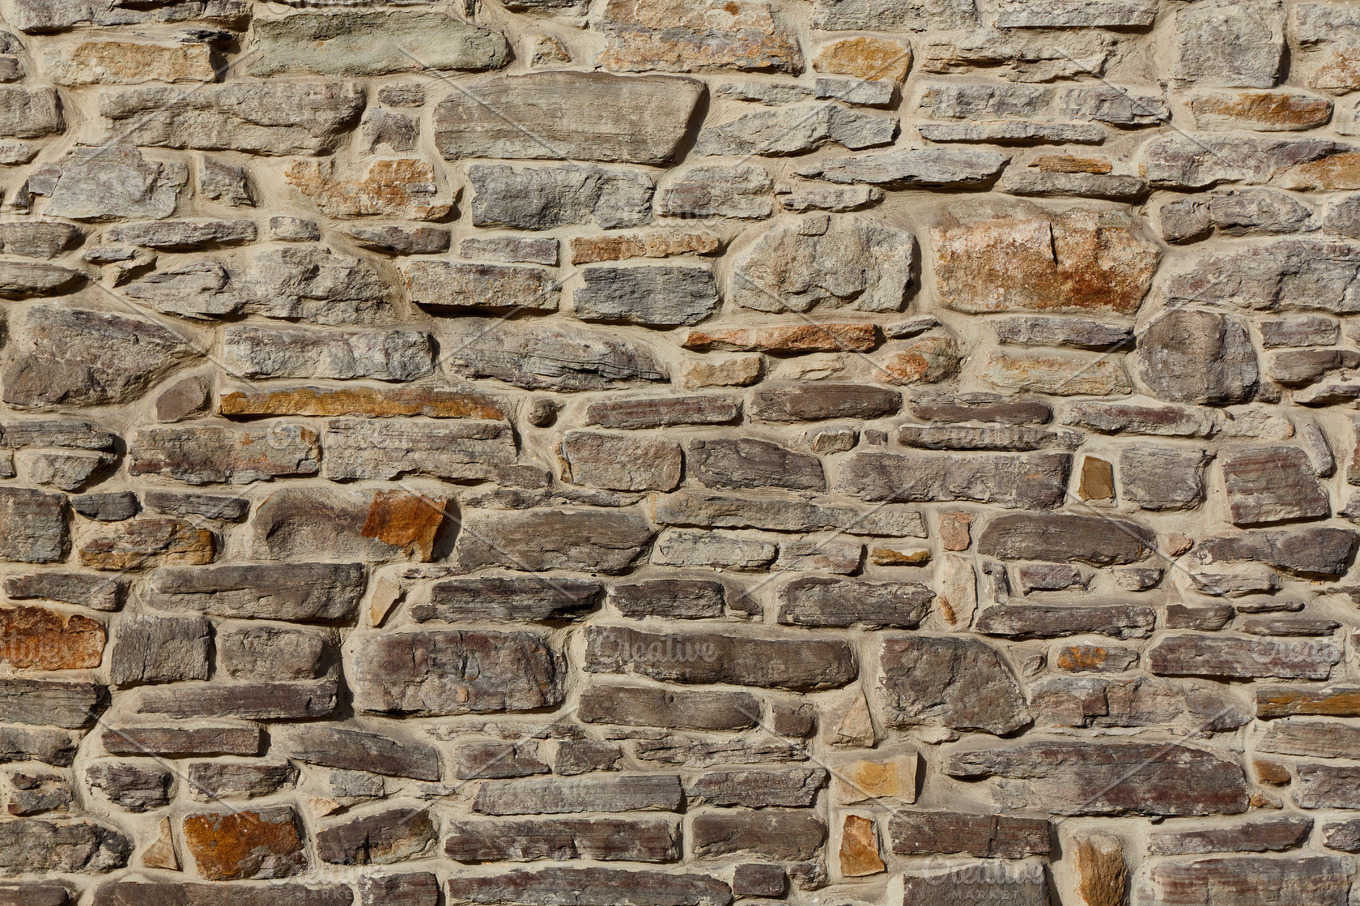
top-left (475, 774), bottom-right (682, 815)
top-left (456, 509), bottom-right (653, 574)
top-left (881, 636), bottom-right (1030, 735)
top-left (1142, 856), bottom-right (1349, 906)
top-left (584, 625), bottom-right (857, 690)
top-left (130, 425), bottom-right (319, 485)
top-left (446, 817), bottom-right (680, 863)
top-left (323, 418), bottom-right (516, 482)
top-left (445, 320), bottom-right (667, 391)
top-left (837, 452), bottom-right (1070, 509)
top-left (405, 261), bottom-right (560, 313)
top-left (352, 630), bottom-right (566, 716)
top-left (446, 868), bottom-right (732, 906)
top-left (1149, 634), bottom-right (1340, 680)
top-left (942, 739), bottom-right (1249, 816)
top-left (435, 72), bottom-right (703, 164)
top-left (149, 563), bottom-right (365, 622)
top-left (889, 810), bottom-right (1052, 857)
top-left (579, 684), bottom-right (759, 730)
top-left (978, 513), bottom-right (1155, 565)
top-left (595, 0), bottom-right (801, 73)
top-left (249, 11), bottom-right (509, 76)
top-left (279, 726), bottom-right (440, 781)
top-left (933, 210), bottom-right (1159, 317)
top-left (779, 577), bottom-right (931, 628)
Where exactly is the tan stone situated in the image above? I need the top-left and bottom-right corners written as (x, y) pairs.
top-left (681, 355), bottom-right (764, 388)
top-left (1254, 759), bottom-right (1291, 785)
top-left (361, 491), bottom-right (450, 561)
top-left (47, 41), bottom-right (216, 86)
top-left (983, 352), bottom-right (1132, 397)
top-left (939, 512), bottom-right (972, 551)
top-left (285, 159), bottom-right (452, 220)
top-left (1078, 456), bottom-right (1115, 501)
top-left (1031, 155), bottom-right (1113, 174)
top-left (1190, 91), bottom-right (1333, 131)
top-left (1307, 47), bottom-right (1360, 92)
top-left (596, 0), bottom-right (802, 73)
top-left (933, 211), bottom-right (1160, 317)
top-left (142, 816), bottom-right (179, 871)
top-left (0, 605), bottom-right (104, 670)
top-left (936, 553), bottom-right (976, 631)
top-left (369, 577), bottom-right (404, 628)
top-left (79, 518), bottom-right (215, 571)
top-left (813, 36), bottom-right (912, 81)
top-left (220, 386), bottom-right (506, 420)
top-left (182, 807), bottom-right (306, 880)
top-left (1074, 833), bottom-right (1126, 906)
top-left (685, 323), bottom-right (878, 353)
top-left (832, 689), bottom-right (876, 748)
top-left (839, 753), bottom-right (919, 803)
top-left (571, 232), bottom-right (721, 264)
top-left (870, 546), bottom-right (931, 566)
top-left (876, 336), bottom-right (960, 384)
top-left (839, 815), bottom-right (885, 877)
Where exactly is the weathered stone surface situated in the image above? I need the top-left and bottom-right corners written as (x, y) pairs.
top-left (220, 386), bottom-right (505, 420)
top-left (316, 807), bottom-right (436, 865)
top-left (889, 810), bottom-right (1052, 857)
top-left (252, 488), bottom-right (450, 562)
top-left (838, 451), bottom-right (1070, 508)
top-left (85, 761), bottom-right (172, 811)
top-left (813, 0), bottom-right (978, 30)
top-left (0, 261), bottom-right (84, 299)
top-left (457, 509), bottom-right (652, 574)
top-left (697, 104), bottom-right (897, 156)
top-left (778, 577), bottom-right (931, 628)
top-left (445, 320), bottom-right (667, 391)
top-left (250, 12), bottom-right (508, 77)
top-left (655, 166), bottom-right (772, 219)
top-left (934, 210), bottom-right (1159, 317)
top-left (997, 0), bottom-right (1155, 27)
top-left (475, 774), bottom-right (682, 815)
top-left (584, 625), bottom-right (857, 690)
top-left (101, 725), bottom-right (260, 758)
top-left (136, 677), bottom-right (340, 720)
top-left (109, 616), bottom-right (209, 685)
top-left (222, 326), bottom-right (433, 381)
top-left (595, 0), bottom-right (801, 73)
top-left (1190, 91), bottom-right (1332, 132)
top-left (978, 513), bottom-right (1154, 565)
top-left (446, 868), bottom-right (732, 906)
top-left (130, 425), bottom-right (320, 485)
top-left (574, 266), bottom-right (720, 327)
top-left (731, 215), bottom-right (913, 313)
top-left (31, 148), bottom-right (185, 222)
top-left (44, 39), bottom-right (215, 86)
top-left (182, 806), bottom-right (306, 880)
top-left (1161, 240), bottom-right (1360, 314)
top-left (324, 418), bottom-right (515, 482)
top-left (1137, 310), bottom-right (1259, 405)
top-left (0, 606), bottom-right (102, 670)
top-left (943, 739), bottom-right (1248, 816)
top-left (1192, 527), bottom-right (1359, 577)
top-left (983, 351), bottom-right (1132, 396)
top-left (1139, 134), bottom-right (1360, 189)
top-left (79, 517), bottom-right (214, 571)
top-left (0, 818), bottom-right (129, 874)
top-left (1221, 446), bottom-right (1330, 524)
top-left (750, 383), bottom-right (900, 421)
top-left (218, 626), bottom-right (331, 681)
top-left (1119, 446), bottom-right (1210, 511)
top-left (416, 577), bottom-right (600, 624)
top-left (435, 73), bottom-right (703, 164)
top-left (352, 630), bottom-right (565, 716)
top-left (572, 232), bottom-right (719, 265)
top-left (4, 306), bottom-right (197, 410)
top-left (188, 762), bottom-right (298, 801)
top-left (1174, 0), bottom-right (1284, 89)
top-left (580, 684), bottom-right (758, 731)
top-left (880, 636), bottom-right (1030, 734)
top-left (1141, 856), bottom-right (1350, 906)
top-left (1149, 817), bottom-right (1312, 856)
top-left (560, 432), bottom-right (682, 491)
top-left (447, 817), bottom-right (680, 863)
top-left (92, 882), bottom-right (353, 906)
top-left (976, 602), bottom-right (1155, 640)
top-left (688, 437), bottom-right (825, 492)
top-left (405, 261), bottom-right (560, 314)
top-left (279, 726), bottom-right (439, 781)
top-left (815, 36), bottom-right (911, 80)
top-left (900, 862), bottom-right (1049, 906)
top-left (99, 83), bottom-right (364, 155)
top-left (149, 562), bottom-right (363, 623)
top-left (691, 810), bottom-right (825, 860)
top-left (469, 164), bottom-right (654, 231)
top-left (685, 323), bottom-right (877, 353)
top-left (799, 147), bottom-right (1009, 189)
top-left (1149, 634), bottom-right (1340, 680)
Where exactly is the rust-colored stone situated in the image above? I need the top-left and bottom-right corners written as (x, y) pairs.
top-left (839, 815), bottom-right (885, 877)
top-left (571, 232), bottom-right (721, 264)
top-left (220, 385), bottom-right (506, 420)
top-left (595, 0), bottom-right (802, 73)
top-left (1056, 645), bottom-right (1114, 672)
top-left (360, 490), bottom-right (450, 561)
top-left (78, 518), bottom-right (215, 571)
top-left (1308, 48), bottom-right (1360, 92)
top-left (0, 605), bottom-right (104, 670)
top-left (1074, 833), bottom-right (1126, 906)
top-left (1257, 685), bottom-right (1360, 718)
top-left (182, 807), bottom-right (307, 880)
top-left (870, 546), bottom-right (931, 566)
top-left (47, 40), bottom-right (216, 86)
top-left (1275, 151), bottom-right (1360, 190)
top-left (875, 336), bottom-right (960, 384)
top-left (933, 211), bottom-right (1160, 317)
top-left (1190, 91), bottom-right (1333, 131)
top-left (1032, 155), bottom-right (1113, 174)
top-left (286, 158), bottom-right (451, 220)
top-left (813, 36), bottom-right (912, 81)
top-left (939, 512), bottom-right (972, 551)
top-left (1254, 759), bottom-right (1291, 786)
top-left (1078, 456), bottom-right (1115, 501)
top-left (684, 323), bottom-right (878, 353)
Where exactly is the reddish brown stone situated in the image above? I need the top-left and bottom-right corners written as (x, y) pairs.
top-left (888, 810), bottom-right (1052, 858)
top-left (360, 490), bottom-right (451, 561)
top-left (220, 386), bottom-right (506, 420)
top-left (78, 518), bottom-right (215, 571)
top-left (0, 606), bottom-right (104, 670)
top-left (875, 336), bottom-right (960, 384)
top-left (286, 158), bottom-right (450, 219)
top-left (939, 512), bottom-right (972, 551)
top-left (182, 807), bottom-right (307, 880)
top-left (684, 323), bottom-right (878, 353)
top-left (1257, 685), bottom-right (1360, 718)
top-left (571, 232), bottom-right (720, 264)
top-left (839, 815), bottom-right (884, 877)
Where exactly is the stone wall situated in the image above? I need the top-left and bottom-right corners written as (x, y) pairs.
top-left (0, 0), bottom-right (1357, 903)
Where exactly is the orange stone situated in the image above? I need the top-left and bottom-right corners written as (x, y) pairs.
top-left (182, 807), bottom-right (307, 881)
top-left (939, 512), bottom-right (972, 551)
top-left (79, 518), bottom-right (215, 571)
top-left (684, 323), bottom-right (878, 353)
top-left (839, 815), bottom-right (885, 877)
top-left (0, 605), bottom-right (104, 670)
top-left (1056, 645), bottom-right (1111, 672)
top-left (1031, 155), bottom-right (1113, 174)
top-left (361, 490), bottom-right (451, 561)
top-left (840, 753), bottom-right (919, 803)
top-left (220, 386), bottom-right (506, 420)
top-left (875, 336), bottom-right (960, 385)
top-left (1074, 833), bottom-right (1126, 906)
top-left (813, 36), bottom-right (912, 81)
top-left (870, 546), bottom-right (931, 566)
top-left (1254, 759), bottom-right (1291, 786)
top-left (1275, 151), bottom-right (1360, 190)
top-left (1257, 686), bottom-right (1360, 718)
top-left (1189, 91), bottom-right (1333, 132)
top-left (1308, 47), bottom-right (1360, 92)
top-left (933, 211), bottom-right (1160, 317)
top-left (1078, 456), bottom-right (1115, 501)
top-left (571, 231), bottom-right (721, 264)
top-left (286, 158), bottom-right (451, 220)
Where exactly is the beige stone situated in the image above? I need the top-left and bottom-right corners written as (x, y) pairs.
top-left (47, 41), bottom-right (216, 86)
top-left (813, 37), bottom-right (912, 81)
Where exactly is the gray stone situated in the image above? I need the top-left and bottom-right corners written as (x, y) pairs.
top-left (778, 577), bottom-right (931, 628)
top-left (579, 684), bottom-right (759, 731)
top-left (249, 11), bottom-right (508, 77)
top-left (1137, 310), bottom-right (1258, 405)
top-left (32, 148), bottom-right (185, 221)
top-left (900, 862), bottom-right (1049, 906)
top-left (997, 0), bottom-right (1155, 27)
top-left (0, 261), bottom-right (84, 299)
top-left (1160, 240), bottom-right (1360, 313)
top-left (776, 183), bottom-right (884, 212)
top-left (445, 868), bottom-right (732, 906)
top-left (435, 72), bottom-right (703, 164)
top-left (1119, 446), bottom-right (1210, 510)
top-left (99, 82), bottom-right (365, 155)
top-left (406, 260), bottom-right (560, 313)
top-left (188, 762), bottom-right (298, 800)
top-left (1174, 0), bottom-right (1285, 88)
top-left (686, 768), bottom-right (826, 808)
top-left (136, 678), bottom-right (340, 720)
top-left (890, 811), bottom-right (1052, 858)
top-left (475, 774), bottom-right (682, 815)
top-left (218, 626), bottom-right (331, 681)
top-left (688, 438), bottom-right (825, 493)
top-left (445, 320), bottom-right (667, 391)
top-left (70, 492), bottom-right (138, 522)
top-left (350, 225), bottom-right (450, 256)
top-left (813, 0), bottom-right (978, 30)
top-left (696, 105), bottom-right (896, 156)
top-left (4, 572), bottom-right (121, 611)
top-left (730, 214), bottom-right (912, 313)
top-left (121, 262), bottom-right (242, 320)
top-left (149, 563), bottom-right (364, 622)
top-left (85, 762), bottom-right (171, 811)
top-left (0, 222), bottom-right (82, 259)
top-left (1063, 402), bottom-right (1218, 437)
top-left (109, 616), bottom-right (211, 686)
top-left (351, 630), bottom-right (566, 716)
top-left (129, 424), bottom-right (320, 485)
top-left (324, 418), bottom-right (516, 482)
top-left (574, 266), bottom-right (720, 327)
top-left (560, 431), bottom-right (683, 491)
top-left (457, 509), bottom-right (653, 574)
top-left (691, 810), bottom-right (824, 861)
top-left (1193, 527), bottom-right (1358, 577)
top-left (0, 726), bottom-right (79, 767)
top-left (0, 488), bottom-right (67, 563)
top-left (0, 819), bottom-right (129, 874)
top-left (656, 166), bottom-right (773, 219)
top-left (221, 326), bottom-right (433, 381)
top-left (978, 513), bottom-right (1154, 565)
top-left (92, 882), bottom-right (352, 906)
top-left (880, 635), bottom-right (1030, 735)
top-left (0, 87), bottom-right (60, 137)
top-left (280, 726), bottom-right (440, 781)
top-left (105, 219), bottom-right (255, 250)
top-left (417, 577), bottom-right (601, 623)
top-left (798, 147), bottom-right (1009, 189)
top-left (143, 491), bottom-right (249, 522)
top-left (750, 383), bottom-right (900, 421)
top-left (199, 157), bottom-right (253, 206)
top-left (837, 452), bottom-right (1070, 509)
top-left (239, 246), bottom-right (390, 325)
top-left (1141, 856), bottom-right (1349, 906)
top-left (1139, 134), bottom-right (1354, 189)
top-left (585, 395), bottom-right (741, 429)
top-left (1161, 190), bottom-right (1311, 243)
top-left (446, 817), bottom-right (679, 863)
top-left (316, 807), bottom-right (436, 866)
top-left (995, 316), bottom-right (1132, 350)
top-left (468, 164), bottom-right (654, 230)
top-left (976, 602), bottom-right (1156, 640)
top-left (919, 121), bottom-right (1106, 144)
top-left (1149, 634), bottom-right (1340, 680)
